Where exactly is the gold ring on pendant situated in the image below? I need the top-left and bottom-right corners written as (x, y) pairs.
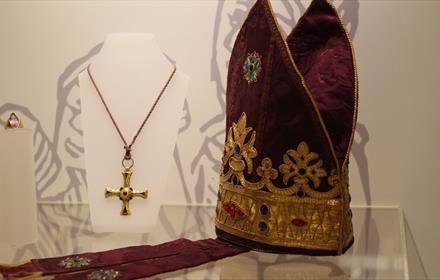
top-left (122, 158), bottom-right (134, 169)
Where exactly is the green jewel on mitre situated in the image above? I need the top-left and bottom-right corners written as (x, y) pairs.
top-left (243, 51), bottom-right (262, 84)
top-left (88, 269), bottom-right (120, 280)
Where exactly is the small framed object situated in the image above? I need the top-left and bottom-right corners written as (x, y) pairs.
top-left (4, 112), bottom-right (23, 129)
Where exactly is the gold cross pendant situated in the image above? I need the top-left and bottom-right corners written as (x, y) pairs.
top-left (105, 167), bottom-right (148, 216)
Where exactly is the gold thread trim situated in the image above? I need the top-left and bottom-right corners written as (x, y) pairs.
top-left (222, 182), bottom-right (341, 206)
top-left (283, 0), bottom-right (359, 169)
top-left (325, 0), bottom-right (359, 169)
top-left (216, 183), bottom-right (344, 250)
top-left (218, 0), bottom-right (357, 253)
top-left (324, 0), bottom-right (358, 254)
top-left (218, 113), bottom-right (353, 252)
top-left (222, 113), bottom-right (341, 199)
top-left (215, 221), bottom-right (339, 251)
top-left (263, 0), bottom-right (358, 254)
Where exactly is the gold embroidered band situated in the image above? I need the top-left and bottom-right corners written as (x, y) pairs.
top-left (216, 112), bottom-right (353, 252)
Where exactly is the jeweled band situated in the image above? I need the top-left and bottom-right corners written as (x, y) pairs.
top-left (215, 113), bottom-right (353, 255)
top-left (216, 180), bottom-right (353, 254)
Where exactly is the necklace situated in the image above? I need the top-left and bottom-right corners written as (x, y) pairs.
top-left (87, 64), bottom-right (177, 216)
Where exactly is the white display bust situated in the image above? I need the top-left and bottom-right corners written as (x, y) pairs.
top-left (79, 33), bottom-right (189, 233)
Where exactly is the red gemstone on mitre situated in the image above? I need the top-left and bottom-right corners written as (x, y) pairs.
top-left (236, 209), bottom-right (244, 217)
top-left (291, 218), bottom-right (307, 227)
top-left (223, 204), bottom-right (236, 217)
top-left (223, 203), bottom-right (246, 219)
top-left (229, 207), bottom-right (236, 217)
top-left (223, 204), bottom-right (231, 212)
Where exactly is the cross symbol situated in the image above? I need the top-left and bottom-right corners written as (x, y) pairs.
top-left (105, 167), bottom-right (148, 216)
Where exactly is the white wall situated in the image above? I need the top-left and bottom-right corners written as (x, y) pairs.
top-left (0, 0), bottom-right (438, 278)
top-left (354, 2), bottom-right (440, 278)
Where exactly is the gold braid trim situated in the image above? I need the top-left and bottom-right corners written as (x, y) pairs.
top-left (217, 113), bottom-right (353, 251)
top-left (222, 112), bottom-right (341, 199)
top-left (216, 182), bottom-right (344, 250)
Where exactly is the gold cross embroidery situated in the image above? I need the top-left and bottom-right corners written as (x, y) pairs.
top-left (105, 167), bottom-right (148, 216)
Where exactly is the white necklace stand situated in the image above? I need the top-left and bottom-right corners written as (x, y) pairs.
top-left (79, 33), bottom-right (189, 233)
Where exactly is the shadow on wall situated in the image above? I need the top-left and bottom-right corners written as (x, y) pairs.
top-left (0, 39), bottom-right (191, 203)
top-left (0, 43), bottom-right (105, 202)
top-left (1, 0), bottom-right (361, 206)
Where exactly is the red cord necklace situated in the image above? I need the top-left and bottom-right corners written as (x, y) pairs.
top-left (86, 64), bottom-right (177, 215)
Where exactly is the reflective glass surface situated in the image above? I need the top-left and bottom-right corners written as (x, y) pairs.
top-left (0, 205), bottom-right (407, 279)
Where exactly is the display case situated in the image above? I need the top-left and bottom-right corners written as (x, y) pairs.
top-left (0, 205), bottom-right (410, 279)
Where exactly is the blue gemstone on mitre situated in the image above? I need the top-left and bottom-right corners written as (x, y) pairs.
top-left (234, 144), bottom-right (241, 155)
top-left (258, 221), bottom-right (268, 233)
top-left (260, 204), bottom-right (269, 215)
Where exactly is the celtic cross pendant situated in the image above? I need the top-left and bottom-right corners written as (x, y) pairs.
top-left (105, 161), bottom-right (148, 216)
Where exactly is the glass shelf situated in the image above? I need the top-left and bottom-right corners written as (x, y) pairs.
top-left (0, 205), bottom-right (408, 279)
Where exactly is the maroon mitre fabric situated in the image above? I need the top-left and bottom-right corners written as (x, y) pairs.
top-left (225, 0), bottom-right (355, 183)
top-left (217, 0), bottom-right (357, 253)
